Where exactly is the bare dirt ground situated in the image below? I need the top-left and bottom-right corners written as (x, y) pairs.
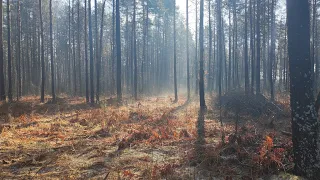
top-left (0, 95), bottom-right (299, 179)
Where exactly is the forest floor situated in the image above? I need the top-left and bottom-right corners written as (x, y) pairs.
top-left (0, 94), bottom-right (302, 179)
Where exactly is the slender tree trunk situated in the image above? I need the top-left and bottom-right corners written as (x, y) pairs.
top-left (17, 0), bottom-right (21, 100)
top-left (228, 6), bottom-right (232, 91)
top-left (116, 0), bottom-right (122, 102)
top-left (97, 0), bottom-right (106, 102)
top-left (141, 0), bottom-right (146, 94)
top-left (85, 0), bottom-right (89, 103)
top-left (133, 0), bottom-right (137, 100)
top-left (313, 0), bottom-right (317, 92)
top-left (49, 0), bottom-right (56, 102)
top-left (315, 0), bottom-right (319, 91)
top-left (250, 0), bottom-right (255, 94)
top-left (195, 0), bottom-right (199, 94)
top-left (174, 0), bottom-right (178, 102)
top-left (256, 0), bottom-right (261, 94)
top-left (0, 0), bottom-right (4, 101)
top-left (39, 0), bottom-right (45, 103)
top-left (88, 0), bottom-right (94, 104)
top-left (77, 0), bottom-right (82, 96)
top-left (270, 0), bottom-right (275, 100)
top-left (68, 0), bottom-right (71, 93)
top-left (111, 0), bottom-right (115, 95)
top-left (244, 0), bottom-right (249, 94)
top-left (7, 0), bottom-right (12, 102)
top-left (94, 0), bottom-right (99, 102)
top-left (199, 0), bottom-right (206, 109)
top-left (72, 0), bottom-right (76, 95)
top-left (208, 0), bottom-right (212, 93)
top-left (186, 0), bottom-right (190, 100)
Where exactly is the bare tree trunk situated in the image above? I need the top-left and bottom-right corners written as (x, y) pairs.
top-left (116, 0), bottom-right (122, 102)
top-left (199, 0), bottom-right (206, 109)
top-left (85, 0), bottom-right (89, 103)
top-left (287, 0), bottom-right (320, 177)
top-left (256, 0), bottom-right (261, 94)
top-left (17, 0), bottom-right (21, 100)
top-left (244, 0), bottom-right (249, 94)
top-left (88, 0), bottom-right (94, 104)
top-left (270, 0), bottom-right (275, 100)
top-left (7, 0), bottom-right (12, 102)
top-left (250, 0), bottom-right (255, 94)
top-left (207, 0), bottom-right (212, 93)
top-left (195, 0), bottom-right (199, 94)
top-left (39, 0), bottom-right (45, 103)
top-left (49, 0), bottom-right (56, 102)
top-left (186, 0), bottom-right (190, 100)
top-left (97, 0), bottom-right (106, 102)
top-left (133, 0), bottom-right (137, 100)
top-left (0, 0), bottom-right (4, 101)
top-left (77, 0), bottom-right (82, 96)
top-left (174, 0), bottom-right (178, 102)
top-left (94, 0), bottom-right (99, 102)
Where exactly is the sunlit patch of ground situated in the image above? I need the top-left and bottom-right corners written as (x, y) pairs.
top-left (0, 95), bottom-right (297, 179)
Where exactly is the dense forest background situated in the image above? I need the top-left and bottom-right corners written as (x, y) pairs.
top-left (0, 0), bottom-right (319, 179)
top-left (0, 0), bottom-right (293, 103)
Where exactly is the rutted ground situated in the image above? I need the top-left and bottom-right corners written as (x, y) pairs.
top-left (0, 95), bottom-right (298, 179)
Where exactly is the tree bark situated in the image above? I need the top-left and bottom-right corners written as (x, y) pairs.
top-left (0, 0), bottom-right (4, 101)
top-left (88, 0), bottom-right (94, 104)
top-left (199, 0), bottom-right (206, 109)
top-left (7, 0), bottom-right (12, 102)
top-left (39, 0), bottom-right (45, 103)
top-left (49, 0), bottom-right (56, 102)
top-left (287, 0), bottom-right (320, 177)
top-left (174, 0), bottom-right (178, 102)
top-left (116, 0), bottom-right (122, 102)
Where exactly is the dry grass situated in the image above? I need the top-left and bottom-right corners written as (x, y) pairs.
top-left (0, 94), bottom-right (296, 179)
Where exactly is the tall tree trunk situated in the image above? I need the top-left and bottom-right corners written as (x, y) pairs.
top-left (77, 0), bottom-right (82, 96)
top-left (228, 5), bottom-right (232, 91)
top-left (256, 0), bottom-right (261, 94)
top-left (250, 0), bottom-right (255, 94)
top-left (174, 0), bottom-right (178, 102)
top-left (97, 0), bottom-right (106, 102)
top-left (0, 0), bottom-right (4, 101)
top-left (49, 0), bottom-right (56, 102)
top-left (17, 0), bottom-right (21, 100)
top-left (39, 0), bottom-right (45, 103)
top-left (116, 0), bottom-right (122, 102)
top-left (186, 0), bottom-right (190, 100)
top-left (72, 0), bottom-right (76, 95)
top-left (232, 0), bottom-right (238, 89)
top-left (208, 0), bottom-right (212, 92)
top-left (94, 0), bottom-right (99, 102)
top-left (88, 0), bottom-right (94, 103)
top-left (7, 0), bottom-right (12, 102)
top-left (141, 0), bottom-right (146, 94)
top-left (313, 0), bottom-right (318, 92)
top-left (287, 0), bottom-right (320, 178)
top-left (68, 0), bottom-right (72, 93)
top-left (244, 0), bottom-right (249, 94)
top-left (315, 0), bottom-right (319, 92)
top-left (133, 0), bottom-right (137, 100)
top-left (199, 0), bottom-right (206, 109)
top-left (111, 0), bottom-right (115, 95)
top-left (270, 0), bottom-right (275, 100)
top-left (85, 0), bottom-right (89, 103)
top-left (195, 0), bottom-right (199, 94)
